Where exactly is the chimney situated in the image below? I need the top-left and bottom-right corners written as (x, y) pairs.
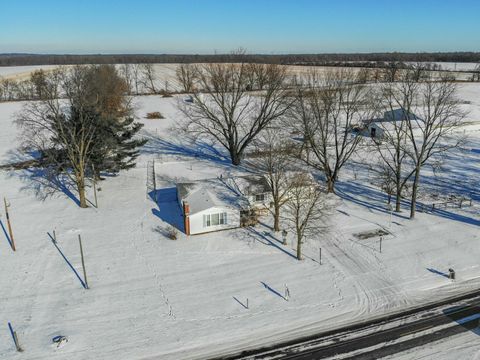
top-left (183, 202), bottom-right (190, 235)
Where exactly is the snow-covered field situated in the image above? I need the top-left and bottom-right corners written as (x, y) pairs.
top-left (0, 83), bottom-right (480, 359)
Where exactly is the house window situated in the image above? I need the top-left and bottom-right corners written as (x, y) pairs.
top-left (255, 193), bottom-right (265, 202)
top-left (203, 212), bottom-right (228, 227)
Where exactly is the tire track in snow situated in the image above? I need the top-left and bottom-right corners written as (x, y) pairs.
top-left (325, 232), bottom-right (411, 319)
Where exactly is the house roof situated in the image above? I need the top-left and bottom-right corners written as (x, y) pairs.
top-left (235, 175), bottom-right (271, 195)
top-left (177, 179), bottom-right (249, 215)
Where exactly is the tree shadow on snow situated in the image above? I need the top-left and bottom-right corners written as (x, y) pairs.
top-left (7, 166), bottom-right (81, 207)
top-left (140, 132), bottom-right (231, 166)
top-left (335, 181), bottom-right (410, 220)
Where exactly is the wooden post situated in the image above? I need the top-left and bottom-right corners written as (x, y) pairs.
top-left (78, 235), bottom-right (88, 289)
top-left (319, 247), bottom-right (322, 265)
top-left (246, 298), bottom-right (249, 309)
top-left (4, 198), bottom-right (15, 251)
top-left (8, 322), bottom-right (22, 352)
top-left (92, 165), bottom-right (98, 208)
top-left (53, 230), bottom-right (57, 243)
top-left (153, 159), bottom-right (157, 203)
top-left (379, 236), bottom-right (383, 253)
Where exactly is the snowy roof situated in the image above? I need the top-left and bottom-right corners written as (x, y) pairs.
top-left (384, 108), bottom-right (419, 122)
top-left (234, 175), bottom-right (271, 195)
top-left (177, 179), bottom-right (249, 214)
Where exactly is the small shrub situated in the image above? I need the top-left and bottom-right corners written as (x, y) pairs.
top-left (167, 225), bottom-right (178, 240)
top-left (159, 90), bottom-right (173, 97)
top-left (146, 111), bottom-right (165, 119)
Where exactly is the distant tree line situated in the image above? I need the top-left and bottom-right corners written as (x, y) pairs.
top-left (1, 52), bottom-right (480, 67)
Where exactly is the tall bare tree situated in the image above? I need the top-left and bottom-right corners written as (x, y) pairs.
top-left (16, 66), bottom-right (144, 208)
top-left (252, 131), bottom-right (294, 231)
top-left (283, 173), bottom-right (324, 260)
top-left (372, 78), bottom-right (418, 212)
top-left (179, 62), bottom-right (291, 165)
top-left (17, 67), bottom-right (96, 208)
top-left (176, 64), bottom-right (197, 93)
top-left (140, 63), bottom-right (157, 94)
top-left (291, 69), bottom-right (373, 193)
top-left (404, 76), bottom-right (465, 218)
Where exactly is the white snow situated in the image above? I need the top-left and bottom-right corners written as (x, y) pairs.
top-left (0, 83), bottom-right (479, 359)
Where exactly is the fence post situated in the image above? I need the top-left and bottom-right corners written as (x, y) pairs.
top-left (153, 159), bottom-right (157, 203)
top-left (8, 322), bottom-right (22, 352)
top-left (91, 165), bottom-right (98, 208)
top-left (3, 198), bottom-right (15, 251)
top-left (78, 235), bottom-right (88, 289)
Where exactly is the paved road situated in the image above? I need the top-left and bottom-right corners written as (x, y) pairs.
top-left (223, 294), bottom-right (480, 360)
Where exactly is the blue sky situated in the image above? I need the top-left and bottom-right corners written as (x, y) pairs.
top-left (1, 0), bottom-right (479, 54)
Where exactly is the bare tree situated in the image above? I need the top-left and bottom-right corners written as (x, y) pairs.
top-left (179, 61), bottom-right (291, 165)
top-left (176, 64), bottom-right (197, 93)
top-left (16, 65), bottom-right (142, 208)
top-left (252, 131), bottom-right (294, 232)
top-left (291, 69), bottom-right (373, 193)
top-left (383, 62), bottom-right (401, 83)
top-left (472, 64), bottom-right (480, 82)
top-left (16, 67), bottom-right (96, 208)
top-left (372, 79), bottom-right (418, 212)
top-left (140, 63), bottom-right (157, 94)
top-left (131, 64), bottom-right (141, 95)
top-left (283, 173), bottom-right (324, 260)
top-left (119, 64), bottom-right (133, 94)
top-left (404, 76), bottom-right (465, 218)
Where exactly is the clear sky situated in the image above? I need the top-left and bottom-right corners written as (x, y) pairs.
top-left (1, 0), bottom-right (479, 54)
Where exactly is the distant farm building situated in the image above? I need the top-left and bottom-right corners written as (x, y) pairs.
top-left (360, 108), bottom-right (421, 140)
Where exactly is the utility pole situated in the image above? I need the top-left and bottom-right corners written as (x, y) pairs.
top-left (3, 198), bottom-right (15, 251)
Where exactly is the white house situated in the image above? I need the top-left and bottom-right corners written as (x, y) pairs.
top-left (176, 173), bottom-right (318, 235)
top-left (176, 180), bottom-right (249, 235)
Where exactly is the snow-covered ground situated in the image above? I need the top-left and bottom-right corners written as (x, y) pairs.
top-left (0, 83), bottom-right (479, 359)
top-left (384, 331), bottom-right (480, 360)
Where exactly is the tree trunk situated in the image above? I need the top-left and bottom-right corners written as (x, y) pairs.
top-left (296, 233), bottom-right (303, 260)
top-left (78, 179), bottom-right (87, 208)
top-left (395, 187), bottom-right (402, 212)
top-left (410, 168), bottom-right (421, 219)
top-left (326, 178), bottom-right (335, 193)
top-left (273, 204), bottom-right (280, 232)
top-left (229, 148), bottom-right (242, 166)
